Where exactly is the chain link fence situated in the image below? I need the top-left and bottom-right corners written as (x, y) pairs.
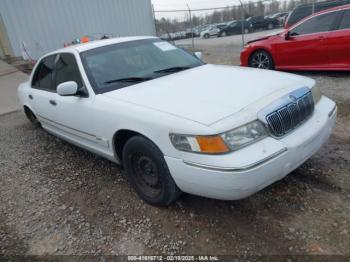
top-left (153, 0), bottom-right (327, 65)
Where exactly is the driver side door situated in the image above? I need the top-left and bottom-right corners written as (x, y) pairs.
top-left (48, 53), bottom-right (109, 152)
top-left (275, 11), bottom-right (339, 69)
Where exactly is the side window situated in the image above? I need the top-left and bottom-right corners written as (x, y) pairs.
top-left (32, 55), bottom-right (56, 91)
top-left (31, 62), bottom-right (42, 88)
top-left (291, 11), bottom-right (338, 35)
top-left (339, 10), bottom-right (350, 30)
top-left (55, 53), bottom-right (83, 89)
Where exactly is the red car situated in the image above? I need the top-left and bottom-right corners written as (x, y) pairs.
top-left (240, 4), bottom-right (350, 71)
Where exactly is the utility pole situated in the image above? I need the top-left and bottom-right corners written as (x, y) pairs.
top-left (238, 0), bottom-right (245, 48)
top-left (151, 4), bottom-right (157, 36)
top-left (187, 3), bottom-right (195, 52)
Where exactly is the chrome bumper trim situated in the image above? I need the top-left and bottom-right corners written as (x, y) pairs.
top-left (183, 148), bottom-right (288, 173)
top-left (328, 105), bottom-right (337, 118)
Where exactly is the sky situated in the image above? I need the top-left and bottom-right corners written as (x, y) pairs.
top-left (152, 0), bottom-right (288, 19)
top-left (152, 0), bottom-right (242, 11)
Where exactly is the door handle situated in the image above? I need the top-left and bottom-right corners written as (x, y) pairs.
top-left (49, 100), bottom-right (57, 106)
top-left (28, 94), bottom-right (33, 100)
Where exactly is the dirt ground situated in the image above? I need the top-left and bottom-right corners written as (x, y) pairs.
top-left (0, 32), bottom-right (349, 258)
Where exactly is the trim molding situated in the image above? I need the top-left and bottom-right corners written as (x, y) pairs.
top-left (183, 148), bottom-right (288, 172)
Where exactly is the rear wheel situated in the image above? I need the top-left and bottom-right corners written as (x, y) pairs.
top-left (244, 28), bottom-right (249, 34)
top-left (122, 136), bottom-right (182, 206)
top-left (221, 31), bottom-right (227, 37)
top-left (204, 33), bottom-right (210, 39)
top-left (267, 23), bottom-right (274, 30)
top-left (248, 50), bottom-right (274, 70)
top-left (24, 107), bottom-right (40, 127)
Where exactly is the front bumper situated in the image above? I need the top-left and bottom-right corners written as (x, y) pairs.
top-left (165, 96), bottom-right (337, 200)
top-left (240, 48), bottom-right (250, 67)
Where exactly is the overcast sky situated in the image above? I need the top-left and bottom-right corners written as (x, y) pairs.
top-left (152, 0), bottom-right (242, 10)
top-left (152, 0), bottom-right (287, 19)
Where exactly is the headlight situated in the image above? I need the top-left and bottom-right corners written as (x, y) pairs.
top-left (170, 121), bottom-right (267, 154)
top-left (169, 134), bottom-right (229, 154)
top-left (221, 121), bottom-right (267, 151)
top-left (311, 85), bottom-right (322, 104)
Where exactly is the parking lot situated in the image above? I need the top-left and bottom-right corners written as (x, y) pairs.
top-left (176, 29), bottom-right (283, 65)
top-left (1, 29), bottom-right (350, 257)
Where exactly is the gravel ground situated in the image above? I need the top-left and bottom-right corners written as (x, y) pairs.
top-left (0, 35), bottom-right (349, 257)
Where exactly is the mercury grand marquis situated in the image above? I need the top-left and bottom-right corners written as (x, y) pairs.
top-left (18, 37), bottom-right (337, 206)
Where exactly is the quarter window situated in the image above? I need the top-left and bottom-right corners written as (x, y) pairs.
top-left (291, 11), bottom-right (338, 35)
top-left (339, 10), bottom-right (350, 30)
top-left (55, 53), bottom-right (83, 89)
top-left (32, 55), bottom-right (56, 91)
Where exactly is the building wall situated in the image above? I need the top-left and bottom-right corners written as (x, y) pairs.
top-left (0, 0), bottom-right (156, 59)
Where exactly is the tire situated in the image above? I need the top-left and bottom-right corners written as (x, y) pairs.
top-left (267, 23), bottom-right (274, 30)
top-left (244, 28), bottom-right (249, 34)
top-left (221, 31), bottom-right (227, 37)
top-left (248, 50), bottom-right (275, 70)
top-left (204, 33), bottom-right (210, 39)
top-left (24, 107), bottom-right (41, 127)
top-left (122, 136), bottom-right (182, 206)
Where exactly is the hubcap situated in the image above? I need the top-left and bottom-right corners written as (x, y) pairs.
top-left (131, 153), bottom-right (161, 197)
top-left (251, 52), bottom-right (271, 69)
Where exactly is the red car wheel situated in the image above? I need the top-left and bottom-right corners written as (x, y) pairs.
top-left (248, 50), bottom-right (275, 70)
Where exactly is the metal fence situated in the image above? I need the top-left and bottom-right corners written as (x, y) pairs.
top-left (153, 0), bottom-right (323, 60)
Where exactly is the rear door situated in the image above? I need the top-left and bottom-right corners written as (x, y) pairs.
top-left (275, 11), bottom-right (339, 69)
top-left (30, 54), bottom-right (58, 125)
top-left (326, 9), bottom-right (350, 68)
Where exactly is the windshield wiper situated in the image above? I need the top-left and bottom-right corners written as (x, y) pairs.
top-left (104, 76), bottom-right (152, 84)
top-left (153, 66), bottom-right (192, 74)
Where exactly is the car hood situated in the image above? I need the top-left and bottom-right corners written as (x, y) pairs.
top-left (102, 64), bottom-right (313, 126)
top-left (247, 30), bottom-right (284, 44)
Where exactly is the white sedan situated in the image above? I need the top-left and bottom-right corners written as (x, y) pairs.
top-left (18, 36), bottom-right (337, 206)
top-left (200, 26), bottom-right (220, 38)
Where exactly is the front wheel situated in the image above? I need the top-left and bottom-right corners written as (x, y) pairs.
top-left (221, 31), bottom-right (227, 37)
top-left (204, 33), bottom-right (210, 39)
top-left (248, 50), bottom-right (274, 70)
top-left (122, 136), bottom-right (182, 206)
top-left (267, 23), bottom-right (274, 30)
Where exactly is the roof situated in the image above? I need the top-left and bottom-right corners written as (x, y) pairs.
top-left (56, 36), bottom-right (158, 54)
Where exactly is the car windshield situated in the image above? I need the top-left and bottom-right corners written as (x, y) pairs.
top-left (80, 39), bottom-right (204, 94)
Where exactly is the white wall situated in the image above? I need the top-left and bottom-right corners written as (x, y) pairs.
top-left (0, 0), bottom-right (156, 59)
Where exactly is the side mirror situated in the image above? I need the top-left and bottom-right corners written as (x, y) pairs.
top-left (57, 81), bottom-right (78, 96)
top-left (285, 31), bottom-right (296, 40)
top-left (194, 51), bottom-right (203, 60)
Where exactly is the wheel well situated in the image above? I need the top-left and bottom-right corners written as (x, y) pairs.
top-left (24, 106), bottom-right (36, 119)
top-left (113, 130), bottom-right (143, 163)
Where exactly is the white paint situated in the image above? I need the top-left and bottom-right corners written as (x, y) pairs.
top-left (17, 36), bottom-right (337, 200)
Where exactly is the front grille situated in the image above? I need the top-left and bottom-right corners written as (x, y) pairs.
top-left (266, 92), bottom-right (314, 137)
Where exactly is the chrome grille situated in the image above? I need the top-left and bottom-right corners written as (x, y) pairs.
top-left (266, 92), bottom-right (314, 137)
